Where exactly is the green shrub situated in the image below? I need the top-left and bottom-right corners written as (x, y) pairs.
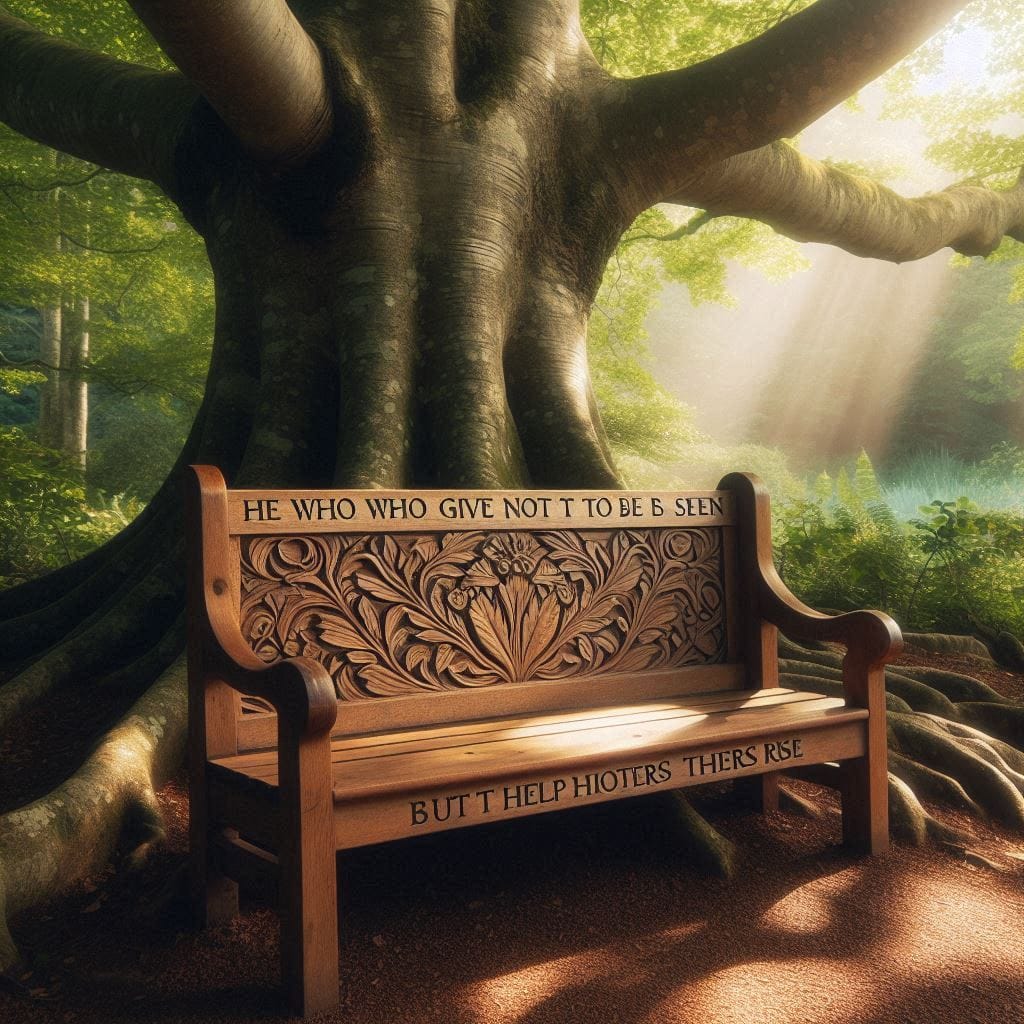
top-left (0, 426), bottom-right (139, 587)
top-left (774, 486), bottom-right (1024, 641)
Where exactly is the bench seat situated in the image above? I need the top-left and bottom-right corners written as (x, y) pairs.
top-left (208, 686), bottom-right (866, 849)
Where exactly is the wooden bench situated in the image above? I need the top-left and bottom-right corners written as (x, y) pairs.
top-left (184, 465), bottom-right (902, 1017)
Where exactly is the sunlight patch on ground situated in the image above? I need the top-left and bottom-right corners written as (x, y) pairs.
top-left (469, 947), bottom-right (627, 1024)
top-left (652, 864), bottom-right (1024, 1023)
top-left (758, 865), bottom-right (863, 935)
top-left (658, 957), bottom-right (879, 1024)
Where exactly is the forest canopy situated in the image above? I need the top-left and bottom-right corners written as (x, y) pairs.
top-left (2, 0), bottom-right (1022, 558)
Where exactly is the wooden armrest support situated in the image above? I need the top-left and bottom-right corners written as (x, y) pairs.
top-left (210, 642), bottom-right (338, 738)
top-left (756, 568), bottom-right (903, 667)
top-left (717, 471), bottom-right (903, 715)
top-left (185, 463), bottom-right (337, 738)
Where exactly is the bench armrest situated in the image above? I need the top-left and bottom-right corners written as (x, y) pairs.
top-left (756, 566), bottom-right (902, 668)
top-left (718, 472), bottom-right (902, 718)
top-left (207, 627), bottom-right (338, 738)
top-left (185, 463), bottom-right (338, 740)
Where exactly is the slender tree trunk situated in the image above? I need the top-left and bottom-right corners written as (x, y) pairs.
top-left (37, 302), bottom-right (62, 449)
top-left (61, 294), bottom-right (88, 471)
top-left (37, 157), bottom-right (63, 450)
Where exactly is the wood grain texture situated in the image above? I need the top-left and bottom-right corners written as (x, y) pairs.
top-left (718, 471), bottom-right (901, 852)
top-left (238, 528), bottom-right (729, 700)
top-left (236, 662), bottom-right (750, 748)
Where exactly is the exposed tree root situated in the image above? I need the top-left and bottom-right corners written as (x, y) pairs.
top-left (776, 783), bottom-right (825, 819)
top-left (780, 635), bottom-right (1024, 844)
top-left (0, 413), bottom-right (206, 628)
top-left (956, 701), bottom-right (1024, 746)
top-left (662, 790), bottom-right (736, 878)
top-left (902, 667), bottom-right (1010, 706)
top-left (0, 657), bottom-right (187, 973)
top-left (887, 751), bottom-right (983, 818)
top-left (0, 555), bottom-right (184, 730)
top-left (0, 504), bottom-right (180, 665)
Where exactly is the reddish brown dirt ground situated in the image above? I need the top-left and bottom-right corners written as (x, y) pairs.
top-left (2, 646), bottom-right (1022, 1024)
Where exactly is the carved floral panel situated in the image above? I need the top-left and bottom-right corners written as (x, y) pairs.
top-left (239, 529), bottom-right (727, 700)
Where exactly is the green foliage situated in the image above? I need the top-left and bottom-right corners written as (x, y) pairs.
top-left (0, 425), bottom-right (138, 587)
top-left (581, 0), bottom-right (814, 80)
top-left (776, 449), bottom-right (1024, 640)
top-left (0, 367), bottom-right (45, 395)
top-left (0, 1), bottom-right (212, 557)
top-left (619, 439), bottom-right (805, 498)
top-left (978, 442), bottom-right (1024, 482)
top-left (883, 1), bottom-right (1024, 188)
top-left (854, 450), bottom-right (882, 503)
top-left (880, 448), bottom-right (1024, 520)
top-left (776, 497), bottom-right (918, 616)
top-left (588, 215), bottom-right (700, 464)
top-left (889, 261), bottom-right (1024, 462)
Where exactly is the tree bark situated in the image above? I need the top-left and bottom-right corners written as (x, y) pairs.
top-left (126, 0), bottom-right (333, 167)
top-left (0, 6), bottom-right (196, 192)
top-left (60, 295), bottom-right (89, 470)
top-left (601, 0), bottom-right (973, 211)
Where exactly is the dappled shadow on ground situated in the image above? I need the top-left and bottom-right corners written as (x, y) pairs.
top-left (2, 778), bottom-right (1023, 1024)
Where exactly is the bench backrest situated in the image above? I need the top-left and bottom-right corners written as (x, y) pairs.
top-left (188, 471), bottom-right (776, 745)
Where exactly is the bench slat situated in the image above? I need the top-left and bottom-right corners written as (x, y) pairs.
top-left (236, 663), bottom-right (752, 748)
top-left (230, 686), bottom-right (827, 768)
top-left (212, 689), bottom-right (864, 799)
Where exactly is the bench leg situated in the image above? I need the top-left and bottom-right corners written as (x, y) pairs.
top-left (279, 731), bottom-right (340, 1017)
top-left (190, 826), bottom-right (241, 927)
top-left (840, 661), bottom-right (890, 855)
top-left (189, 757), bottom-right (239, 927)
top-left (841, 754), bottom-right (889, 854)
top-left (736, 771), bottom-right (780, 812)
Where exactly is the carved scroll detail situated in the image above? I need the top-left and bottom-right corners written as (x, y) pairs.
top-left (239, 529), bottom-right (727, 700)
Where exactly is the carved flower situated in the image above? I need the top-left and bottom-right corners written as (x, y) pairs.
top-left (666, 531), bottom-right (694, 560)
top-left (246, 606), bottom-right (281, 661)
top-left (483, 534), bottom-right (541, 576)
top-left (447, 587), bottom-right (470, 610)
top-left (273, 536), bottom-right (325, 578)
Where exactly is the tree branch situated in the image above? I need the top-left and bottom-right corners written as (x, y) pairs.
top-left (667, 143), bottom-right (1024, 261)
top-left (622, 209), bottom-right (716, 247)
top-left (0, 8), bottom-right (196, 194)
top-left (126, 0), bottom-right (333, 168)
top-left (59, 230), bottom-right (165, 256)
top-left (0, 167), bottom-right (109, 192)
top-left (609, 0), bottom-right (970, 208)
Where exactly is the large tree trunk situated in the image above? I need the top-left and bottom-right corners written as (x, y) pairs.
top-left (0, 0), bottom-right (1022, 978)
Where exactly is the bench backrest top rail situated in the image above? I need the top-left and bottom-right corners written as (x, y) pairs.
top-left (226, 488), bottom-right (735, 534)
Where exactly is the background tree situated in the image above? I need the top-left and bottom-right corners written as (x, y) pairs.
top-left (1, 0), bottom-right (1024, 971)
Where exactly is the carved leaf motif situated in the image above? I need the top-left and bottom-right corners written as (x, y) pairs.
top-left (239, 527), bottom-right (727, 700)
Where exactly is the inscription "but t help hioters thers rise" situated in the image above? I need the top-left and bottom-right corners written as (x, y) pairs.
top-left (408, 737), bottom-right (805, 827)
